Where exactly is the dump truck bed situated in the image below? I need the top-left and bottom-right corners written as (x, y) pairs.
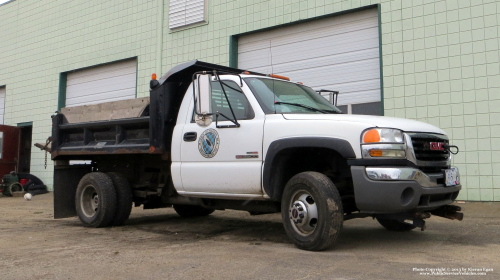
top-left (50, 97), bottom-right (152, 159)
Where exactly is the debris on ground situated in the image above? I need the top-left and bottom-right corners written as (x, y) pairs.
top-left (12, 191), bottom-right (25, 197)
top-left (1, 172), bottom-right (47, 197)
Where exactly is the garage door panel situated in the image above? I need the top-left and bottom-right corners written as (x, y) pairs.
top-left (66, 87), bottom-right (136, 106)
top-left (288, 58), bottom-right (380, 79)
top-left (67, 72), bottom-right (136, 94)
top-left (297, 71), bottom-right (380, 90)
top-left (238, 9), bottom-right (381, 113)
top-left (239, 9), bottom-right (377, 43)
top-left (242, 39), bottom-right (379, 75)
top-left (290, 71), bottom-right (379, 91)
top-left (66, 72), bottom-right (136, 98)
top-left (237, 49), bottom-right (271, 70)
top-left (239, 18), bottom-right (376, 55)
top-left (315, 79), bottom-right (380, 96)
top-left (280, 59), bottom-right (380, 86)
top-left (66, 88), bottom-right (136, 107)
top-left (269, 20), bottom-right (378, 49)
top-left (66, 59), bottom-right (137, 108)
top-left (336, 89), bottom-right (381, 105)
top-left (66, 66), bottom-right (136, 87)
top-left (240, 30), bottom-right (380, 73)
top-left (238, 39), bottom-right (272, 53)
top-left (271, 29), bottom-right (379, 65)
top-left (274, 27), bottom-right (379, 51)
top-left (67, 60), bottom-right (135, 79)
top-left (272, 48), bottom-right (379, 74)
top-left (272, 43), bottom-right (379, 73)
top-left (271, 42), bottom-right (378, 68)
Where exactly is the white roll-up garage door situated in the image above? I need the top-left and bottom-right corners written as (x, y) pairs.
top-left (0, 86), bottom-right (5, 124)
top-left (66, 59), bottom-right (137, 107)
top-left (238, 9), bottom-right (381, 114)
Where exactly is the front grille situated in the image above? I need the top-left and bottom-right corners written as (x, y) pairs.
top-left (410, 134), bottom-right (450, 162)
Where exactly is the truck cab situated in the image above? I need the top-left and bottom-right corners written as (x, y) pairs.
top-left (50, 60), bottom-right (463, 251)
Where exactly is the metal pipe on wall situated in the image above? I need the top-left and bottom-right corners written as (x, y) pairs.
top-left (156, 0), bottom-right (165, 76)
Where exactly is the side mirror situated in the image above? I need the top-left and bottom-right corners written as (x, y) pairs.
top-left (194, 73), bottom-right (213, 127)
top-left (317, 89), bottom-right (339, 106)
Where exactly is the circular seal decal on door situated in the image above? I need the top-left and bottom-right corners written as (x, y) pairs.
top-left (198, 129), bottom-right (220, 158)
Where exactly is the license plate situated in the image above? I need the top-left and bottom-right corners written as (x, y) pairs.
top-left (445, 167), bottom-right (459, 186)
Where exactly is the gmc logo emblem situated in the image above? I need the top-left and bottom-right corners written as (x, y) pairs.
top-left (430, 142), bottom-right (445, 151)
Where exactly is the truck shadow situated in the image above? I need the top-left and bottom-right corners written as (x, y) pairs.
top-left (125, 213), bottom-right (291, 245)
top-left (119, 213), bottom-right (490, 250)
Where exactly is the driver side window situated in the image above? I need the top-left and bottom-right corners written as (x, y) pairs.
top-left (193, 80), bottom-right (255, 121)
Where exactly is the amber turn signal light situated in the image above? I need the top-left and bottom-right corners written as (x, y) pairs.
top-left (369, 150), bottom-right (383, 157)
top-left (363, 129), bottom-right (380, 143)
top-left (152, 73), bottom-right (157, 80)
top-left (268, 74), bottom-right (290, 81)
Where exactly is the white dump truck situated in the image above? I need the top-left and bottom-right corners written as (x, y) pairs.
top-left (50, 60), bottom-right (463, 251)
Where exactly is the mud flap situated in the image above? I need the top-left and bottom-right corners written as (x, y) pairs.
top-left (54, 165), bottom-right (91, 219)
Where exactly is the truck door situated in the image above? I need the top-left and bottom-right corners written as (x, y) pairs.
top-left (178, 79), bottom-right (265, 197)
top-left (0, 125), bottom-right (21, 178)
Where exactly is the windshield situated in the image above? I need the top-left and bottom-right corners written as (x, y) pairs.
top-left (244, 77), bottom-right (342, 114)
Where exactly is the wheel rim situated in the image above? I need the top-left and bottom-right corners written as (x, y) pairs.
top-left (288, 190), bottom-right (319, 236)
top-left (81, 185), bottom-right (99, 218)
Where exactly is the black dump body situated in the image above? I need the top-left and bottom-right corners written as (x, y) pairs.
top-left (51, 60), bottom-right (255, 161)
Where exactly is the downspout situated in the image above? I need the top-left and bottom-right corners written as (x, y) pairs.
top-left (156, 0), bottom-right (165, 75)
top-left (377, 3), bottom-right (384, 116)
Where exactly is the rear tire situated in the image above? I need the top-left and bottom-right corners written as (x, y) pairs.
top-left (106, 172), bottom-right (133, 226)
top-left (376, 218), bottom-right (416, 231)
top-left (173, 204), bottom-right (215, 217)
top-left (281, 172), bottom-right (343, 251)
top-left (75, 172), bottom-right (117, 227)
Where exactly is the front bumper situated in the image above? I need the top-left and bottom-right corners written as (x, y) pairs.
top-left (351, 166), bottom-right (461, 214)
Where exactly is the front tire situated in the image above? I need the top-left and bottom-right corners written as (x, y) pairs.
top-left (281, 172), bottom-right (343, 251)
top-left (173, 204), bottom-right (215, 217)
top-left (376, 218), bottom-right (416, 231)
top-left (75, 172), bottom-right (117, 227)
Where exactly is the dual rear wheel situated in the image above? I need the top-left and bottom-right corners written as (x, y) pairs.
top-left (75, 172), bottom-right (132, 227)
top-left (75, 172), bottom-right (214, 227)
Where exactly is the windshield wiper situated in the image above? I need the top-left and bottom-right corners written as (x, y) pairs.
top-left (274, 101), bottom-right (332, 114)
top-left (323, 109), bottom-right (343, 114)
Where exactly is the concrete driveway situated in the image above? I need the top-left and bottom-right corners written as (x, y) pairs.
top-left (1, 194), bottom-right (499, 279)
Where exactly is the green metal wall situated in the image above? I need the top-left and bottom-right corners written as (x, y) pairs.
top-left (1, 0), bottom-right (499, 201)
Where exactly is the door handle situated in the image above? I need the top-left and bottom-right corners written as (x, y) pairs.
top-left (183, 132), bottom-right (197, 142)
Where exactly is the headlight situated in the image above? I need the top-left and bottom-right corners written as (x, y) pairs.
top-left (362, 128), bottom-right (403, 143)
top-left (361, 128), bottom-right (406, 159)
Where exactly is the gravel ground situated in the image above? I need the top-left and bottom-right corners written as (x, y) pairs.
top-left (0, 193), bottom-right (499, 280)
